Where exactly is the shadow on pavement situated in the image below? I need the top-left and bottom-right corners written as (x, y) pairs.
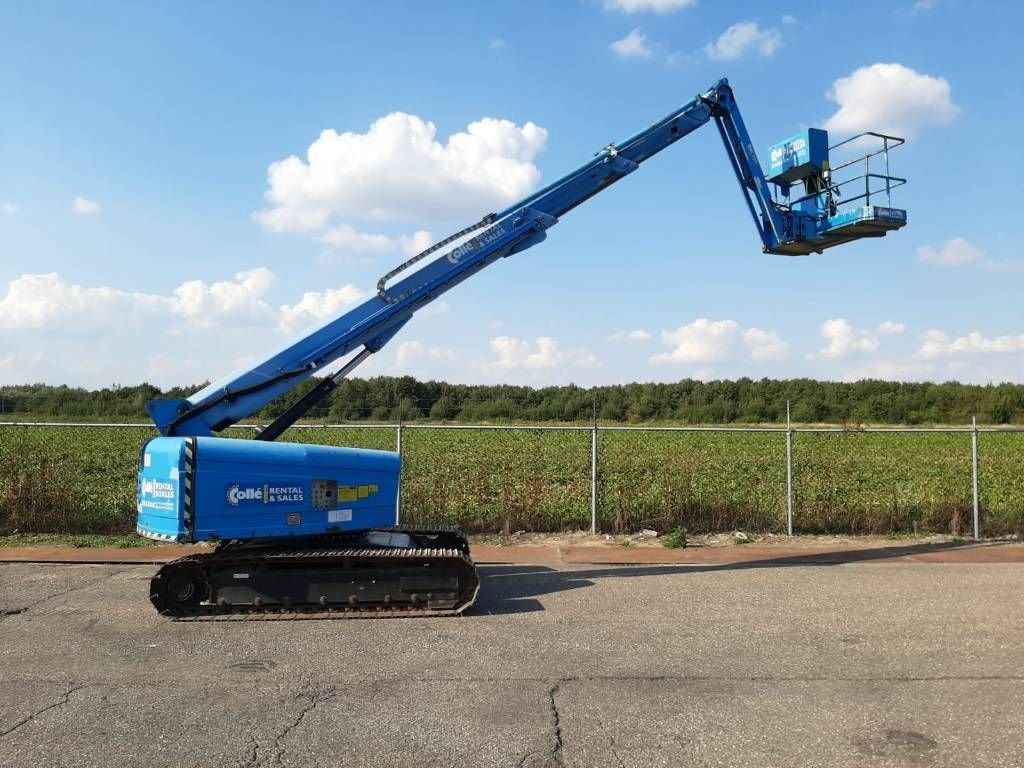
top-left (472, 540), bottom-right (1000, 616)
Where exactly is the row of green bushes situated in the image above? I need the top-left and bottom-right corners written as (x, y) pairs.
top-left (3, 376), bottom-right (1023, 425)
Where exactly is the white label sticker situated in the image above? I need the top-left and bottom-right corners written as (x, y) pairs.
top-left (328, 509), bottom-right (353, 523)
top-left (144, 453), bottom-right (151, 467)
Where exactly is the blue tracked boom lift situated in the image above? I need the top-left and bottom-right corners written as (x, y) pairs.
top-left (138, 78), bottom-right (907, 618)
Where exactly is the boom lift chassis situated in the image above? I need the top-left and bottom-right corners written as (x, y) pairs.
top-left (139, 79), bottom-right (907, 619)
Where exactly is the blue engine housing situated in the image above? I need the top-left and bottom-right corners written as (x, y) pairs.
top-left (136, 436), bottom-right (400, 543)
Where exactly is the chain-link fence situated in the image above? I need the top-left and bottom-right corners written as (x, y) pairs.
top-left (1, 421), bottom-right (1022, 538)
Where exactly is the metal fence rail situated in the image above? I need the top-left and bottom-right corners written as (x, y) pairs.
top-left (3, 418), bottom-right (1023, 540)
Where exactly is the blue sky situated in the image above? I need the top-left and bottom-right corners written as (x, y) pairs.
top-left (1, 0), bottom-right (1022, 389)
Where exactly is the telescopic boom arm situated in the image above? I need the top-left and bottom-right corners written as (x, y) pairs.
top-left (147, 78), bottom-right (906, 439)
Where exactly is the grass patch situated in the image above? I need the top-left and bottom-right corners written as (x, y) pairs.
top-left (662, 526), bottom-right (688, 549)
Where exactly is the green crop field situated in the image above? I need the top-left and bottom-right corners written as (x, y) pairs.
top-left (0, 424), bottom-right (1021, 537)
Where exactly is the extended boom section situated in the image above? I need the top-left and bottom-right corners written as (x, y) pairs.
top-left (138, 78), bottom-right (909, 619)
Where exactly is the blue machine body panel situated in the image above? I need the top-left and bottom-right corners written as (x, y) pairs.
top-left (827, 205), bottom-right (907, 230)
top-left (766, 128), bottom-right (829, 186)
top-left (137, 436), bottom-right (400, 543)
top-left (137, 437), bottom-right (186, 541)
top-left (768, 205), bottom-right (908, 256)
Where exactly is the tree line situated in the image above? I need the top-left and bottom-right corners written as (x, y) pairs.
top-left (1, 377), bottom-right (1022, 425)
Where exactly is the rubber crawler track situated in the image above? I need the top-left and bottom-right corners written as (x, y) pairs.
top-left (150, 528), bottom-right (480, 620)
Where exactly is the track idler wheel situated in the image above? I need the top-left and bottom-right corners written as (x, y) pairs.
top-left (150, 561), bottom-right (209, 616)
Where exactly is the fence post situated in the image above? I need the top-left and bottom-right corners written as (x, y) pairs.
top-left (971, 415), bottom-right (980, 540)
top-left (786, 401), bottom-right (794, 536)
top-left (591, 425), bottom-right (598, 535)
top-left (395, 422), bottom-right (403, 526)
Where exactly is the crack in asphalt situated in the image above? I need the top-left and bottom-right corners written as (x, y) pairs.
top-left (516, 680), bottom-right (567, 768)
top-left (508, 669), bottom-right (1024, 768)
top-left (242, 687), bottom-right (337, 768)
top-left (2, 671), bottom-right (1020, 766)
top-left (611, 743), bottom-right (626, 768)
top-left (0, 568), bottom-right (128, 620)
top-left (6, 670), bottom-right (1024, 706)
top-left (0, 684), bottom-right (85, 739)
top-left (595, 716), bottom-right (626, 768)
top-left (273, 688), bottom-right (336, 765)
top-left (607, 730), bottom-right (626, 768)
top-left (547, 682), bottom-right (564, 765)
top-left (241, 732), bottom-right (258, 768)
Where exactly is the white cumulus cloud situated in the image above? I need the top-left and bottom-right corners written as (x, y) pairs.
top-left (398, 230), bottom-right (434, 257)
top-left (705, 21), bottom-right (782, 60)
top-left (878, 321), bottom-right (907, 336)
top-left (253, 112), bottom-right (547, 234)
top-left (915, 329), bottom-right (1024, 359)
top-left (488, 336), bottom-right (598, 370)
top-left (277, 284), bottom-right (364, 334)
top-left (604, 0), bottom-right (697, 13)
top-left (0, 268), bottom-right (364, 337)
top-left (171, 268), bottom-right (277, 327)
top-left (0, 269), bottom-right (281, 333)
top-left (394, 340), bottom-right (458, 368)
top-left (429, 346), bottom-right (457, 361)
top-left (823, 63), bottom-right (959, 138)
top-left (819, 318), bottom-right (880, 358)
top-left (317, 224), bottom-right (396, 252)
top-left (610, 28), bottom-right (653, 59)
top-left (396, 340), bottom-right (424, 366)
top-left (0, 273), bottom-right (159, 330)
top-left (608, 329), bottom-right (651, 342)
top-left (743, 327), bottom-right (789, 361)
top-left (651, 319), bottom-right (789, 364)
top-left (315, 227), bottom-right (434, 261)
top-left (0, 269), bottom-right (377, 387)
top-left (650, 319), bottom-right (739, 364)
top-left (71, 196), bottom-right (100, 215)
top-left (916, 237), bottom-right (983, 266)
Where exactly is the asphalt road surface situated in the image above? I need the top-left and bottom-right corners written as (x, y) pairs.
top-left (1, 555), bottom-right (1022, 767)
